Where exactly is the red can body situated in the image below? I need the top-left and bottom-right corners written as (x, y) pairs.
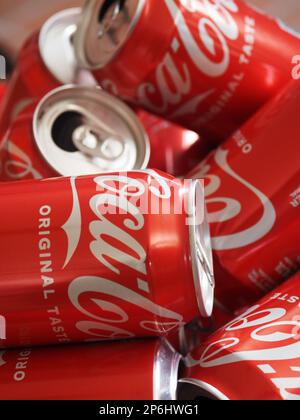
top-left (0, 170), bottom-right (210, 348)
top-left (0, 339), bottom-right (179, 400)
top-left (0, 83), bottom-right (6, 103)
top-left (180, 272), bottom-right (300, 400)
top-left (137, 110), bottom-right (212, 176)
top-left (190, 81), bottom-right (300, 311)
top-left (0, 101), bottom-right (56, 181)
top-left (209, 305), bottom-right (234, 334)
top-left (0, 33), bottom-right (58, 146)
top-left (93, 0), bottom-right (300, 143)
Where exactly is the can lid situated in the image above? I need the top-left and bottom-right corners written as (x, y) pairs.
top-left (188, 180), bottom-right (215, 318)
top-left (33, 85), bottom-right (150, 176)
top-left (74, 0), bottom-right (145, 69)
top-left (39, 8), bottom-right (82, 84)
top-left (178, 379), bottom-right (229, 401)
top-left (153, 340), bottom-right (182, 401)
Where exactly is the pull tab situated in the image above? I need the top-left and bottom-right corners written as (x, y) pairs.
top-left (72, 105), bottom-right (127, 161)
top-left (73, 124), bottom-right (126, 161)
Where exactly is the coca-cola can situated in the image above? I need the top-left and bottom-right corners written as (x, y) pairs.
top-left (189, 81), bottom-right (300, 312)
top-left (137, 110), bottom-right (212, 177)
top-left (0, 8), bottom-right (82, 145)
top-left (179, 272), bottom-right (300, 400)
top-left (0, 84), bottom-right (150, 181)
top-left (0, 339), bottom-right (180, 400)
top-left (0, 170), bottom-right (214, 348)
top-left (74, 0), bottom-right (300, 143)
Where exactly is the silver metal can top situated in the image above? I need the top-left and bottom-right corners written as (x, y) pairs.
top-left (33, 85), bottom-right (150, 176)
top-left (154, 340), bottom-right (182, 401)
top-left (39, 8), bottom-right (82, 84)
top-left (188, 180), bottom-right (215, 318)
top-left (74, 0), bottom-right (145, 69)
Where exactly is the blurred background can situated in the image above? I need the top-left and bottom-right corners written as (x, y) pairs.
top-left (0, 8), bottom-right (82, 146)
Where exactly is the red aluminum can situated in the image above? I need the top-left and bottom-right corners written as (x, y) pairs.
top-left (0, 170), bottom-right (214, 348)
top-left (74, 0), bottom-right (300, 143)
top-left (137, 110), bottom-right (212, 177)
top-left (0, 8), bottom-right (81, 145)
top-left (189, 81), bottom-right (300, 312)
top-left (0, 85), bottom-right (150, 181)
top-left (0, 339), bottom-right (180, 400)
top-left (179, 272), bottom-right (300, 400)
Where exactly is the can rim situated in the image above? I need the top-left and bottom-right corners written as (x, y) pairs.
top-left (178, 378), bottom-right (229, 401)
top-left (188, 180), bottom-right (215, 318)
top-left (153, 340), bottom-right (182, 401)
top-left (32, 84), bottom-right (150, 176)
top-left (74, 0), bottom-right (145, 69)
top-left (39, 8), bottom-right (82, 84)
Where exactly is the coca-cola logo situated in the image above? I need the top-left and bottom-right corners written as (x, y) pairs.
top-left (0, 139), bottom-right (42, 180)
top-left (137, 0), bottom-right (239, 114)
top-left (195, 305), bottom-right (300, 368)
top-left (102, 0), bottom-right (239, 120)
top-left (194, 147), bottom-right (276, 250)
top-left (186, 302), bottom-right (300, 399)
top-left (167, 0), bottom-right (239, 76)
top-left (62, 171), bottom-right (191, 340)
top-left (137, 0), bottom-right (239, 115)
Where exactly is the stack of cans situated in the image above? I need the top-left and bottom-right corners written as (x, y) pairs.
top-left (0, 0), bottom-right (299, 401)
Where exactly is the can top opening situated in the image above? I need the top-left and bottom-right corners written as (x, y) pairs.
top-left (74, 0), bottom-right (145, 69)
top-left (33, 85), bottom-right (150, 176)
top-left (188, 180), bottom-right (215, 318)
